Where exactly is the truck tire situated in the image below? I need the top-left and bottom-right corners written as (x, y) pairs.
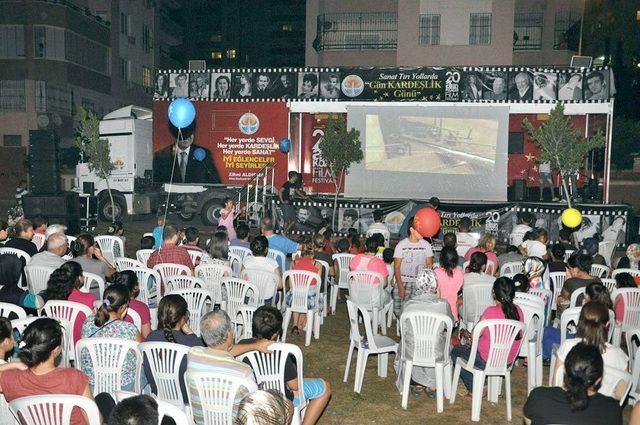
top-left (201, 199), bottom-right (221, 226)
top-left (178, 211), bottom-right (195, 221)
top-left (98, 196), bottom-right (126, 222)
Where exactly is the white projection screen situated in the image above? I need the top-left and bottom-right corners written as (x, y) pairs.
top-left (345, 104), bottom-right (510, 201)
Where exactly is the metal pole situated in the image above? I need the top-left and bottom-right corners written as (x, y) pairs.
top-left (604, 99), bottom-right (614, 203)
top-left (578, 0), bottom-right (585, 55)
top-left (254, 173), bottom-right (258, 206)
top-left (262, 166), bottom-right (267, 205)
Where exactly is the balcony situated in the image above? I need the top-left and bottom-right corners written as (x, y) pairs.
top-left (314, 12), bottom-right (397, 51)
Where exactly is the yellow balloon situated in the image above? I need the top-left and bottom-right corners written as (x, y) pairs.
top-left (561, 208), bottom-right (582, 228)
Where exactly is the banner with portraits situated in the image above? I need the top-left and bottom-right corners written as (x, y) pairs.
top-left (155, 67), bottom-right (615, 103)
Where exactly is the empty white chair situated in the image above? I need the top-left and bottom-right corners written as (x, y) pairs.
top-left (229, 246), bottom-right (252, 261)
top-left (344, 299), bottom-right (398, 393)
top-left (611, 288), bottom-right (640, 347)
top-left (499, 261), bottom-right (523, 276)
top-left (165, 275), bottom-right (205, 293)
top-left (347, 270), bottom-right (391, 335)
top-left (165, 288), bottom-right (214, 336)
top-left (8, 394), bottom-right (101, 425)
top-left (330, 253), bottom-right (355, 315)
top-left (114, 257), bottom-right (146, 271)
top-left (31, 233), bottom-right (45, 251)
top-left (0, 302), bottom-right (26, 320)
top-left (75, 337), bottom-right (143, 394)
top-left (42, 300), bottom-right (92, 361)
top-left (82, 272), bottom-right (105, 299)
top-left (0, 248), bottom-right (31, 266)
top-left (129, 267), bottom-right (161, 304)
top-left (95, 235), bottom-right (124, 264)
top-left (221, 277), bottom-right (259, 324)
top-left (612, 268), bottom-right (640, 279)
top-left (139, 342), bottom-right (191, 407)
top-left (24, 266), bottom-right (54, 295)
top-left (399, 311), bottom-right (453, 411)
top-left (153, 264), bottom-right (192, 288)
top-left (195, 263), bottom-right (232, 304)
top-left (590, 264), bottom-right (610, 279)
top-left (114, 390), bottom-right (191, 425)
top-left (460, 283), bottom-right (493, 330)
top-left (242, 269), bottom-right (279, 304)
top-left (185, 371), bottom-right (258, 425)
top-left (450, 319), bottom-right (526, 422)
top-left (267, 249), bottom-right (287, 272)
top-left (136, 249), bottom-right (154, 265)
top-left (281, 270), bottom-right (321, 347)
top-left (598, 240), bottom-right (616, 266)
top-left (548, 306), bottom-right (581, 385)
top-left (549, 271), bottom-right (567, 311)
top-left (515, 300), bottom-right (545, 393)
top-left (234, 305), bottom-right (257, 343)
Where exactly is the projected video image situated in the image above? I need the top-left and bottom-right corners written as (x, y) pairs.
top-left (365, 115), bottom-right (499, 175)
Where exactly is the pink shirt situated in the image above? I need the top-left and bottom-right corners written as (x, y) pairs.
top-left (477, 305), bottom-right (524, 363)
top-left (218, 208), bottom-right (236, 240)
top-left (434, 267), bottom-right (463, 321)
top-left (465, 247), bottom-right (498, 274)
top-left (67, 289), bottom-right (97, 344)
top-left (125, 299), bottom-right (152, 327)
top-left (349, 254), bottom-right (388, 284)
top-left (614, 296), bottom-right (624, 324)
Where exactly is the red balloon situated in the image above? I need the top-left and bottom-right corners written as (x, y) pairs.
top-left (412, 207), bottom-right (441, 238)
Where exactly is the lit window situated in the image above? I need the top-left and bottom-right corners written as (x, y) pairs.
top-left (227, 49), bottom-right (236, 59)
top-left (282, 24), bottom-right (293, 31)
top-left (142, 66), bottom-right (153, 88)
top-left (211, 51), bottom-right (222, 59)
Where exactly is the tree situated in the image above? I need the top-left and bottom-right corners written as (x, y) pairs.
top-left (523, 103), bottom-right (605, 208)
top-left (318, 117), bottom-right (363, 228)
top-left (75, 108), bottom-right (117, 222)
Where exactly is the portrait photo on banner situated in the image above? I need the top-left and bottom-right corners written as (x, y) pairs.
top-left (232, 72), bottom-right (253, 98)
top-left (558, 71), bottom-right (584, 100)
top-left (460, 71), bottom-right (486, 101)
top-left (154, 73), bottom-right (169, 99)
top-left (319, 72), bottom-right (341, 99)
top-left (532, 71), bottom-right (558, 100)
top-left (508, 70), bottom-right (534, 101)
top-left (189, 73), bottom-right (210, 98)
top-left (211, 72), bottom-right (232, 99)
top-left (481, 71), bottom-right (508, 100)
top-left (298, 71), bottom-right (320, 100)
top-left (169, 72), bottom-right (190, 98)
top-left (583, 69), bottom-right (610, 100)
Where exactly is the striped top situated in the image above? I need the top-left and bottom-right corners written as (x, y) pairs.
top-left (186, 346), bottom-right (256, 424)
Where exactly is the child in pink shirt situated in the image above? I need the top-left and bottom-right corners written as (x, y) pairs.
top-left (434, 246), bottom-right (463, 321)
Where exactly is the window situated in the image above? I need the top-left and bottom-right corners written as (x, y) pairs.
top-left (211, 51), bottom-right (222, 59)
top-left (315, 12), bottom-right (397, 50)
top-left (120, 12), bottom-right (128, 35)
top-left (554, 11), bottom-right (580, 50)
top-left (0, 80), bottom-right (25, 111)
top-left (419, 14), bottom-right (440, 45)
top-left (3, 135), bottom-right (22, 147)
top-left (226, 49), bottom-right (236, 59)
top-left (513, 12), bottom-right (543, 50)
top-left (142, 24), bottom-right (152, 53)
top-left (35, 81), bottom-right (46, 113)
top-left (81, 98), bottom-right (96, 114)
top-left (0, 26), bottom-right (25, 58)
top-left (142, 66), bottom-right (153, 88)
top-left (46, 83), bottom-right (72, 115)
top-left (282, 24), bottom-right (293, 31)
top-left (120, 58), bottom-right (130, 80)
top-left (469, 13), bottom-right (492, 45)
top-left (65, 31), bottom-right (109, 74)
top-left (33, 26), bottom-right (65, 59)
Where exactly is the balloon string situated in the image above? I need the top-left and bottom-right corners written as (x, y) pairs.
top-left (158, 127), bottom-right (182, 264)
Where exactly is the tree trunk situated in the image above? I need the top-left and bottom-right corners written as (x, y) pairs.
top-left (105, 178), bottom-right (116, 223)
top-left (555, 156), bottom-right (572, 209)
top-left (331, 169), bottom-right (344, 230)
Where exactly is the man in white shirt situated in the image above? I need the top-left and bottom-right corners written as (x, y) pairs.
top-left (28, 233), bottom-right (67, 268)
top-left (366, 210), bottom-right (389, 244)
top-left (519, 228), bottom-right (549, 259)
top-left (242, 235), bottom-right (282, 289)
top-left (509, 212), bottom-right (534, 247)
top-left (455, 217), bottom-right (480, 257)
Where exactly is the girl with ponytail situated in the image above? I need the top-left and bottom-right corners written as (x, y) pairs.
top-left (0, 318), bottom-right (96, 425)
top-left (552, 301), bottom-right (628, 400)
top-left (80, 283), bottom-right (141, 391)
top-left (112, 270), bottom-right (152, 338)
top-left (145, 294), bottom-right (203, 403)
top-left (524, 342), bottom-right (622, 425)
top-left (450, 277), bottom-right (523, 396)
top-left (70, 234), bottom-right (115, 281)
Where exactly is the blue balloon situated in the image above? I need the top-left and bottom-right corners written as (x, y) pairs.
top-left (168, 98), bottom-right (196, 129)
top-left (279, 138), bottom-right (291, 153)
top-left (194, 147), bottom-right (206, 161)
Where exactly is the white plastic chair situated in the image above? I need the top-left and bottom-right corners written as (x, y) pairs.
top-left (548, 306), bottom-right (581, 385)
top-left (611, 288), bottom-right (640, 347)
top-left (315, 259), bottom-right (330, 319)
top-left (234, 305), bottom-right (257, 343)
top-left (601, 278), bottom-right (617, 294)
top-left (281, 270), bottom-right (321, 347)
top-left (450, 319), bottom-right (526, 422)
top-left (153, 263), bottom-right (192, 289)
top-left (126, 308), bottom-right (142, 332)
top-left (330, 253), bottom-right (355, 315)
top-left (75, 337), bottom-right (142, 394)
top-left (136, 249), bottom-right (155, 266)
top-left (628, 348), bottom-right (640, 405)
top-left (10, 317), bottom-right (39, 334)
top-left (8, 394), bottom-right (101, 425)
top-left (242, 269), bottom-right (279, 303)
top-left (514, 292), bottom-right (544, 308)
top-left (460, 283), bottom-right (494, 330)
top-left (114, 257), bottom-right (146, 271)
top-left (612, 268), bottom-right (640, 279)
top-left (42, 300), bottom-right (92, 361)
top-left (485, 260), bottom-right (496, 276)
top-left (549, 271), bottom-right (567, 311)
top-left (66, 236), bottom-right (76, 248)
top-left (0, 247), bottom-right (31, 266)
top-left (165, 275), bottom-right (205, 293)
top-left (139, 342), bottom-right (191, 408)
top-left (564, 249), bottom-right (575, 261)
top-left (187, 249), bottom-right (207, 266)
top-left (221, 277), bottom-right (259, 324)
top-left (185, 371), bottom-right (258, 425)
top-left (344, 299), bottom-right (398, 393)
top-left (347, 270), bottom-right (391, 335)
top-left (115, 390), bottom-right (191, 425)
top-left (366, 228), bottom-right (390, 247)
top-left (515, 300), bottom-right (545, 393)
top-left (228, 253), bottom-right (242, 278)
top-left (229, 246), bottom-right (252, 261)
top-left (528, 287), bottom-right (553, 324)
top-left (95, 235), bottom-right (124, 265)
top-left (82, 272), bottom-right (105, 299)
top-left (165, 288), bottom-right (215, 336)
top-left (590, 264), bottom-right (610, 279)
top-left (128, 267), bottom-right (161, 304)
top-left (267, 249), bottom-right (287, 272)
top-left (24, 266), bottom-right (54, 295)
top-left (399, 311), bottom-right (453, 411)
top-left (569, 287), bottom-right (586, 308)
top-left (31, 233), bottom-right (45, 251)
top-left (598, 240), bottom-right (616, 266)
top-left (499, 261), bottom-right (523, 276)
top-left (195, 263), bottom-right (233, 303)
top-left (0, 302), bottom-right (27, 320)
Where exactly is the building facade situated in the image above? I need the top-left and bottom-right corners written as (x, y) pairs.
top-left (306, 0), bottom-right (583, 67)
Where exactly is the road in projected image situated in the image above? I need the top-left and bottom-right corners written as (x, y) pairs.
top-left (365, 114), bottom-right (499, 175)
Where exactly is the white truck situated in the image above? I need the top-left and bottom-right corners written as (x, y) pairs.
top-left (75, 105), bottom-right (236, 224)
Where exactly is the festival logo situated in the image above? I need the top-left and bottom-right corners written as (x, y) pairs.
top-left (238, 112), bottom-right (260, 135)
top-left (341, 75), bottom-right (364, 98)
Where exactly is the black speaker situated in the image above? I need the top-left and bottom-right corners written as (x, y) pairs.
top-left (508, 132), bottom-right (524, 154)
top-left (28, 130), bottom-right (60, 195)
top-left (512, 179), bottom-right (527, 201)
top-left (23, 192), bottom-right (81, 235)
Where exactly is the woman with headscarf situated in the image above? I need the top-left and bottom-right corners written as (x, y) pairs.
top-left (394, 269), bottom-right (453, 397)
top-left (0, 254), bottom-right (43, 314)
top-left (524, 256), bottom-right (547, 290)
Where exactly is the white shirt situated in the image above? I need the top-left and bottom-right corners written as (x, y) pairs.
top-left (510, 224), bottom-right (532, 247)
top-left (556, 338), bottom-right (628, 398)
top-left (539, 162), bottom-right (551, 173)
top-left (455, 232), bottom-right (479, 257)
top-left (242, 256), bottom-right (279, 274)
top-left (367, 223), bottom-right (389, 233)
top-left (521, 240), bottom-right (547, 258)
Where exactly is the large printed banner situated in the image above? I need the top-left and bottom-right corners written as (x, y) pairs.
top-left (152, 101), bottom-right (289, 186)
top-left (274, 198), bottom-right (632, 246)
top-left (154, 66), bottom-right (615, 103)
top-left (300, 113), bottom-right (346, 194)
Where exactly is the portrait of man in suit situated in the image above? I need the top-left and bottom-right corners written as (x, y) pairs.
top-left (509, 72), bottom-right (533, 101)
top-left (153, 130), bottom-right (221, 184)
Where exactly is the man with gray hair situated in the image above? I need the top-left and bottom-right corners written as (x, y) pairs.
top-left (28, 232), bottom-right (67, 268)
top-left (186, 310), bottom-right (271, 424)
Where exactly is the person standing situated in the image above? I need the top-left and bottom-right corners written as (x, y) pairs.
top-left (279, 171), bottom-right (302, 232)
top-left (219, 197), bottom-right (241, 241)
top-left (538, 160), bottom-right (559, 201)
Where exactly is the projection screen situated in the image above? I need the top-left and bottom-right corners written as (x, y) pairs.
top-left (344, 104), bottom-right (510, 201)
